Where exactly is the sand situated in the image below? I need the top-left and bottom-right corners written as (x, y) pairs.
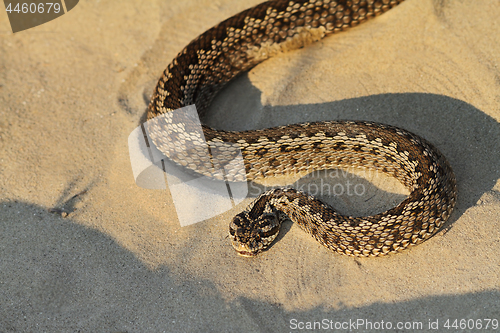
top-left (1, 0), bottom-right (499, 332)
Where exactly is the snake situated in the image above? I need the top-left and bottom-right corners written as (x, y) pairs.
top-left (146, 0), bottom-right (457, 257)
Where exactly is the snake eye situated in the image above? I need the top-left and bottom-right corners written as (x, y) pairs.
top-left (259, 224), bottom-right (280, 238)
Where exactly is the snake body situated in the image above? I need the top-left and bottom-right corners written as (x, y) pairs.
top-left (147, 0), bottom-right (457, 257)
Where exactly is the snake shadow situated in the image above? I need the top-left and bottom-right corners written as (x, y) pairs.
top-left (205, 73), bottom-right (500, 233)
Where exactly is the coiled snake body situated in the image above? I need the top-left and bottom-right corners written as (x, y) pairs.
top-left (147, 0), bottom-right (457, 257)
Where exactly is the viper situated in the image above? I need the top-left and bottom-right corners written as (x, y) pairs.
top-left (145, 0), bottom-right (457, 257)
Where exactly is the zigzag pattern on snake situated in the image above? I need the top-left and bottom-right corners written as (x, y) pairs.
top-left (146, 0), bottom-right (457, 257)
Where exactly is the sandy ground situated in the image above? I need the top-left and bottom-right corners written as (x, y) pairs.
top-left (1, 0), bottom-right (500, 332)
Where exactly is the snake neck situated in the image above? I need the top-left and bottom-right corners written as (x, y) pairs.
top-left (251, 177), bottom-right (456, 256)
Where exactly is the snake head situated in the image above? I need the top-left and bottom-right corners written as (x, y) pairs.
top-left (229, 210), bottom-right (281, 257)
